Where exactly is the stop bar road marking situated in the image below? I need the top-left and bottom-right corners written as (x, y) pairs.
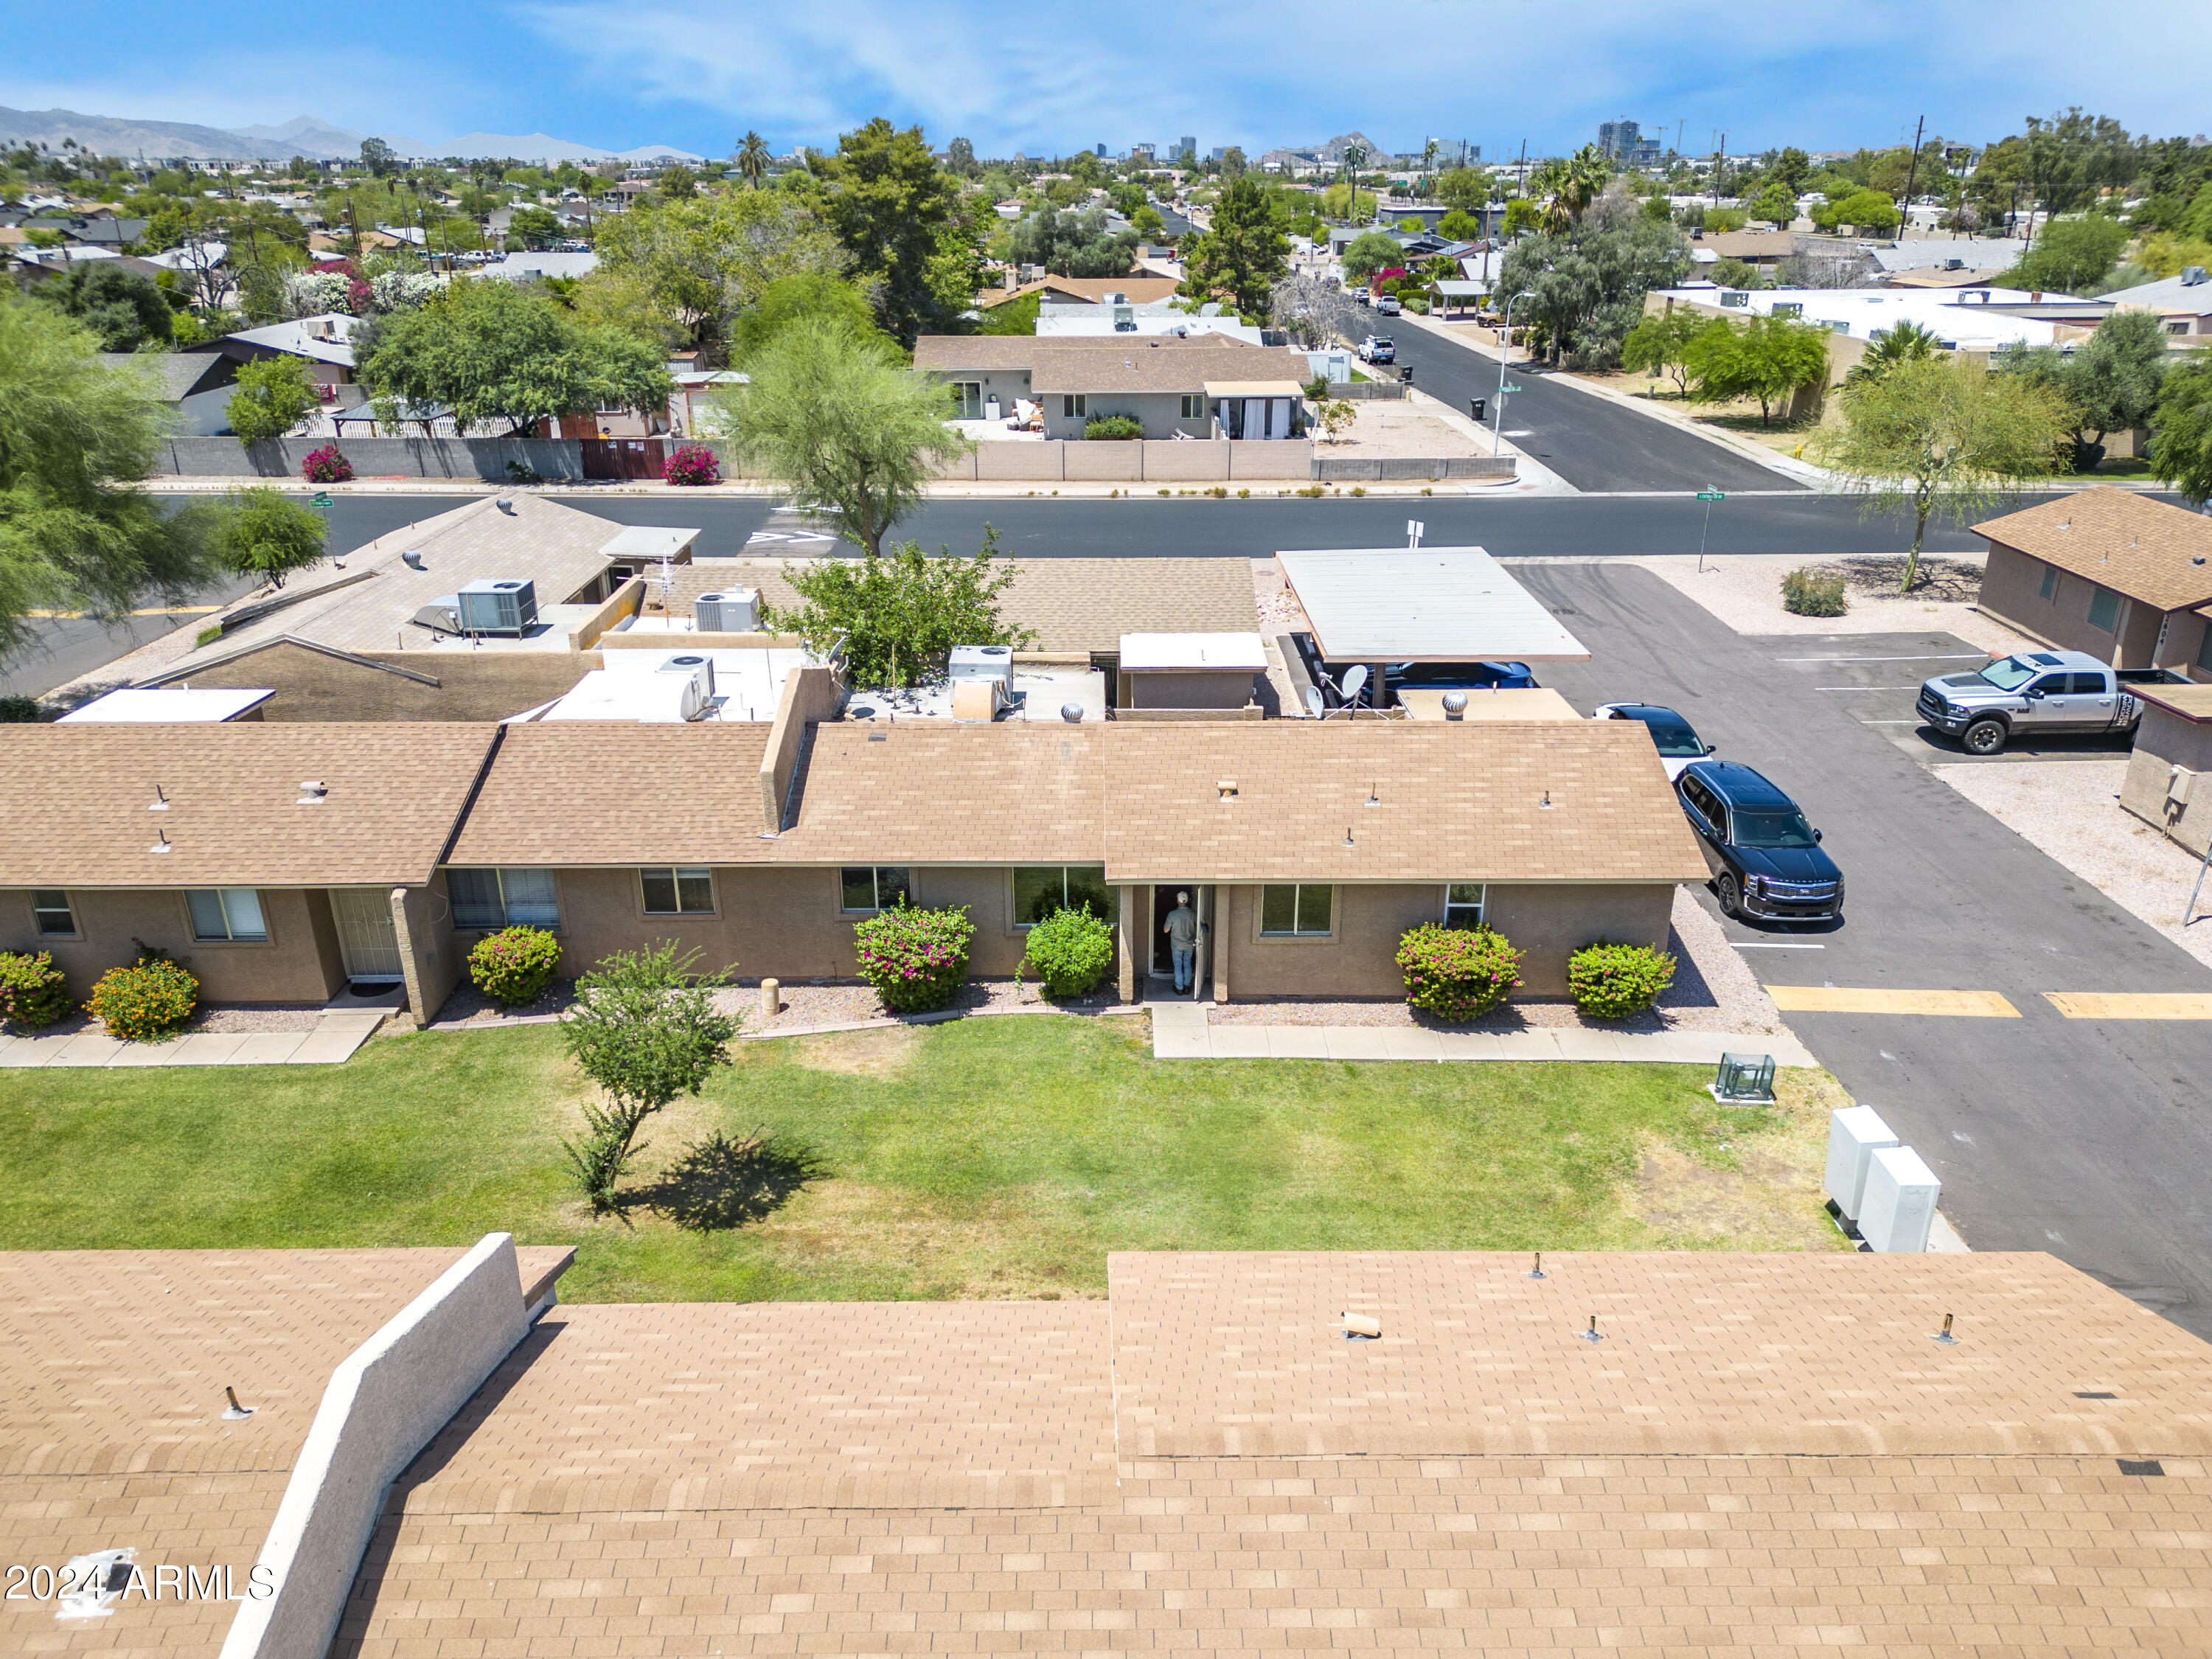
top-left (2044, 992), bottom-right (2212, 1020)
top-left (1765, 987), bottom-right (2020, 1017)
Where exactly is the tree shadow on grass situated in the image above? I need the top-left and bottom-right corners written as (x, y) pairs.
top-left (627, 1128), bottom-right (829, 1233)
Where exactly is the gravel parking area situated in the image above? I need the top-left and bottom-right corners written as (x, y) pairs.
top-left (1210, 890), bottom-right (1788, 1036)
top-left (1933, 759), bottom-right (2212, 972)
top-left (1635, 553), bottom-right (2038, 655)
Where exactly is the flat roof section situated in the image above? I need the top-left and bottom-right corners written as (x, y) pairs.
top-left (1119, 630), bottom-right (1268, 672)
top-left (1278, 545), bottom-right (1591, 662)
top-left (58, 686), bottom-right (274, 722)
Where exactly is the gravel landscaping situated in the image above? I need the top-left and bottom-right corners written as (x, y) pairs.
top-left (1933, 759), bottom-right (2212, 972)
top-left (721, 976), bottom-right (1132, 1033)
top-left (1634, 552), bottom-right (2039, 654)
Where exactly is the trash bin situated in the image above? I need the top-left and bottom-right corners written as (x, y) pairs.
top-left (1399, 365), bottom-right (1413, 384)
top-left (1470, 397), bottom-right (1486, 422)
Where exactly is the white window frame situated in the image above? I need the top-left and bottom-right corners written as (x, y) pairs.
top-left (639, 866), bottom-right (714, 916)
top-left (187, 887), bottom-right (268, 943)
top-left (447, 867), bottom-right (562, 931)
top-left (32, 888), bottom-right (77, 937)
top-left (1258, 883), bottom-right (1335, 938)
top-left (840, 866), bottom-right (912, 914)
top-left (1443, 883), bottom-right (1486, 929)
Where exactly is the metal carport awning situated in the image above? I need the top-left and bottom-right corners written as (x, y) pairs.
top-left (1276, 546), bottom-right (1590, 662)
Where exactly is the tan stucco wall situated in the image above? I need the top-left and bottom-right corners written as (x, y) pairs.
top-left (394, 876), bottom-right (459, 1028)
top-left (1, 886), bottom-right (349, 1006)
top-left (174, 640), bottom-right (596, 722)
top-left (1212, 881), bottom-right (1678, 1001)
top-left (1976, 542), bottom-right (2131, 663)
top-left (2121, 707), bottom-right (2212, 858)
top-left (2152, 610), bottom-right (2212, 681)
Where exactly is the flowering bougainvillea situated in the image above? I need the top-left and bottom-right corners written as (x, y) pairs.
top-left (852, 902), bottom-right (973, 1013)
top-left (662, 444), bottom-right (720, 486)
top-left (467, 925), bottom-right (563, 1006)
top-left (302, 443), bottom-right (352, 483)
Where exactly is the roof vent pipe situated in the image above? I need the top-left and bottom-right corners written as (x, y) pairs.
top-left (495, 496), bottom-right (515, 513)
top-left (1061, 702), bottom-right (1085, 723)
top-left (297, 779), bottom-right (328, 804)
top-left (1441, 690), bottom-right (1467, 720)
top-left (401, 549), bottom-right (425, 570)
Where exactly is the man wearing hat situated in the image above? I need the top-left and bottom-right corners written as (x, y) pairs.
top-left (1163, 890), bottom-right (1199, 992)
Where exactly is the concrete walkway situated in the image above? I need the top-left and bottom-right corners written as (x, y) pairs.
top-left (1149, 1001), bottom-right (1819, 1068)
top-left (0, 1008), bottom-right (389, 1069)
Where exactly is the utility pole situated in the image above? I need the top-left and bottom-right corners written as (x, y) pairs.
top-left (1898, 114), bottom-right (1925, 243)
top-left (1515, 139), bottom-right (1527, 198)
top-left (1674, 119), bottom-right (1685, 162)
top-left (1714, 132), bottom-right (1726, 200)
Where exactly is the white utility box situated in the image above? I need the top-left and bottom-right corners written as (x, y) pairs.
top-left (1858, 1145), bottom-right (1940, 1253)
top-left (1824, 1105), bottom-right (1899, 1222)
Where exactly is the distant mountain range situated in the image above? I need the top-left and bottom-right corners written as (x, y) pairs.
top-left (0, 105), bottom-right (703, 165)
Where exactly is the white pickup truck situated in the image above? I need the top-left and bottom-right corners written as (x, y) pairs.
top-left (1917, 650), bottom-right (2151, 755)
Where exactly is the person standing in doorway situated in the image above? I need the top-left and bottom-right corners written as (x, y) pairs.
top-left (1164, 891), bottom-right (1198, 992)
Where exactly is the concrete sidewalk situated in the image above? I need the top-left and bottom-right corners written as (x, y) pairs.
top-left (0, 1008), bottom-right (389, 1068)
top-left (1148, 1001), bottom-right (1818, 1068)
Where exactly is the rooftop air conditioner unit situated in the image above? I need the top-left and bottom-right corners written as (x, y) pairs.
top-left (948, 644), bottom-right (1014, 693)
top-left (655, 653), bottom-right (716, 721)
top-left (692, 588), bottom-right (757, 633)
top-left (1944, 257), bottom-right (1965, 270)
top-left (2184, 265), bottom-right (2209, 286)
top-left (456, 578), bottom-right (538, 635)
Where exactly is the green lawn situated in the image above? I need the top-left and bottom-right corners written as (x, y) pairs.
top-left (0, 1017), bottom-right (1846, 1301)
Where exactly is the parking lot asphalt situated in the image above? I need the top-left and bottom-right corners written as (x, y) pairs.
top-left (1521, 560), bottom-right (2212, 1338)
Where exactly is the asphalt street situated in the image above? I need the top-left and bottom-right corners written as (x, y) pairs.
top-left (1528, 562), bottom-right (2212, 1339)
top-left (1368, 314), bottom-right (1804, 494)
top-left (0, 572), bottom-right (261, 701)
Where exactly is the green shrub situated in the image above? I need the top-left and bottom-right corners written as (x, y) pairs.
top-left (83, 948), bottom-right (198, 1041)
top-left (0, 950), bottom-right (72, 1027)
top-left (853, 902), bottom-right (974, 1012)
top-left (1396, 923), bottom-right (1523, 1020)
top-left (1083, 414), bottom-right (1144, 441)
top-left (1781, 566), bottom-right (1848, 616)
top-left (467, 925), bottom-right (563, 1006)
top-left (0, 695), bottom-right (44, 723)
top-left (1021, 907), bottom-right (1116, 1000)
top-left (1567, 940), bottom-right (1677, 1018)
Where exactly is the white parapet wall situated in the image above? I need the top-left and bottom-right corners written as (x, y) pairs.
top-left (219, 1233), bottom-right (530, 1659)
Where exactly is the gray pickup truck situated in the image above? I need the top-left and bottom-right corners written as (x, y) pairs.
top-left (1917, 650), bottom-right (2143, 755)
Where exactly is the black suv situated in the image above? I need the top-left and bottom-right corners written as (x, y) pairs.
top-left (1674, 760), bottom-right (1843, 922)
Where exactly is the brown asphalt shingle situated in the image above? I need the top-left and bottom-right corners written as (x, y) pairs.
top-left (1975, 487), bottom-right (2212, 613)
top-left (1102, 722), bottom-right (1710, 884)
top-left (0, 723), bottom-right (496, 888)
top-left (445, 723), bottom-right (776, 867)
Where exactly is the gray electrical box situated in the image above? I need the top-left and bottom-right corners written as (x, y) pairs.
top-left (456, 578), bottom-right (538, 635)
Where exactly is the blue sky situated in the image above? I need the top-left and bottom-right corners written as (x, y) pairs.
top-left (6, 0), bottom-right (2207, 161)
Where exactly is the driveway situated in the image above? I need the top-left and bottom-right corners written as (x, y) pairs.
top-left (1524, 560), bottom-right (2212, 1338)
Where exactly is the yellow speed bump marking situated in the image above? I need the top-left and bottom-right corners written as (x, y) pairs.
top-left (1765, 986), bottom-right (2020, 1018)
top-left (2044, 992), bottom-right (2212, 1020)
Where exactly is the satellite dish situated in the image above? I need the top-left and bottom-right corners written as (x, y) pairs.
top-left (1340, 664), bottom-right (1369, 706)
top-left (1303, 686), bottom-right (1324, 719)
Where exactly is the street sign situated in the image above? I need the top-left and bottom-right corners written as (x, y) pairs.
top-left (1697, 490), bottom-right (1725, 501)
top-left (310, 491), bottom-right (333, 509)
top-left (1500, 383), bottom-right (1522, 394)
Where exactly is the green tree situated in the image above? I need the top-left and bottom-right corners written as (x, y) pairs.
top-left (1684, 313), bottom-right (1832, 425)
top-left (1439, 207), bottom-right (1483, 240)
top-left (726, 271), bottom-right (879, 361)
top-left (1338, 230), bottom-right (1404, 282)
top-left (804, 118), bottom-right (974, 344)
top-left (1812, 189), bottom-right (1899, 234)
top-left (361, 279), bottom-right (672, 435)
top-left (1843, 319), bottom-right (1941, 389)
top-left (2150, 346), bottom-right (2212, 506)
top-left (558, 942), bottom-right (737, 1214)
top-left (1006, 205), bottom-right (1137, 277)
top-left (1746, 183), bottom-right (1795, 226)
top-left (1768, 147), bottom-right (1812, 196)
top-left (1180, 176), bottom-right (1289, 316)
top-left (509, 204), bottom-right (561, 248)
top-left (2007, 215), bottom-right (2129, 293)
top-left (1809, 353), bottom-right (2075, 589)
top-left (225, 355), bottom-right (317, 445)
top-left (1496, 199), bottom-right (1691, 368)
top-left (582, 191), bottom-right (844, 358)
top-left (1500, 198), bottom-right (1542, 240)
top-left (1708, 257), bottom-right (1765, 290)
top-left (27, 261), bottom-right (172, 351)
top-left (716, 315), bottom-right (973, 557)
top-left (2000, 307), bottom-right (2170, 467)
top-left (1218, 147), bottom-right (1248, 179)
top-left (736, 131), bottom-right (771, 189)
top-left (762, 524), bottom-right (1033, 687)
top-left (1620, 307), bottom-right (1722, 397)
top-left (1131, 204), bottom-right (1166, 240)
top-left (658, 164), bottom-right (698, 201)
top-left (946, 136), bottom-right (975, 175)
top-left (360, 137), bottom-right (398, 178)
top-left (0, 297), bottom-right (218, 662)
top-left (212, 487), bottom-right (325, 587)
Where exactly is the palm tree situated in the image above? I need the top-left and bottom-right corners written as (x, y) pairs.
top-left (1844, 320), bottom-right (1941, 389)
top-left (736, 131), bottom-right (771, 190)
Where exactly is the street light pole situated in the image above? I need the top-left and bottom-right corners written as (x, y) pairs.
top-left (1492, 290), bottom-right (1534, 457)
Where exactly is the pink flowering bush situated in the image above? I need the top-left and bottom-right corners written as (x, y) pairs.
top-left (302, 443), bottom-right (352, 483)
top-left (852, 902), bottom-right (973, 1013)
top-left (467, 925), bottom-right (563, 1006)
top-left (663, 444), bottom-right (720, 486)
top-left (1396, 923), bottom-right (1523, 1021)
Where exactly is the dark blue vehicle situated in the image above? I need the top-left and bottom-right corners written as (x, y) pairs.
top-left (1674, 760), bottom-right (1843, 922)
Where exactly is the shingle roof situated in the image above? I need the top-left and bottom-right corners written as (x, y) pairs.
top-left (1102, 722), bottom-right (1706, 884)
top-left (661, 556), bottom-right (1261, 655)
top-left (1029, 343), bottom-right (1315, 394)
top-left (1975, 487), bottom-right (2212, 613)
top-left (333, 1251), bottom-right (2212, 1658)
top-left (912, 332), bottom-right (1251, 373)
top-left (777, 723), bottom-right (1105, 865)
top-left (445, 723), bottom-right (776, 866)
top-left (0, 723), bottom-right (496, 888)
top-left (100, 349), bottom-right (230, 400)
top-left (166, 494), bottom-right (634, 671)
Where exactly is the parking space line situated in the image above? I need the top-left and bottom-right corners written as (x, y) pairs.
top-left (1731, 942), bottom-right (1825, 949)
top-left (1765, 986), bottom-right (2020, 1017)
top-left (2044, 992), bottom-right (2212, 1020)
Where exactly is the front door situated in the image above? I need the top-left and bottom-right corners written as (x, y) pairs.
top-left (331, 888), bottom-right (403, 983)
top-left (1150, 884), bottom-right (1208, 996)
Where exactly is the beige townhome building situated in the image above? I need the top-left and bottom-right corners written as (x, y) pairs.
top-left (4, 714), bottom-right (1700, 1022)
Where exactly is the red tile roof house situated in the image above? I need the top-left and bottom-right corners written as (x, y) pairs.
top-left (5, 1242), bottom-right (2208, 1659)
top-left (2, 717), bottom-right (1703, 1023)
